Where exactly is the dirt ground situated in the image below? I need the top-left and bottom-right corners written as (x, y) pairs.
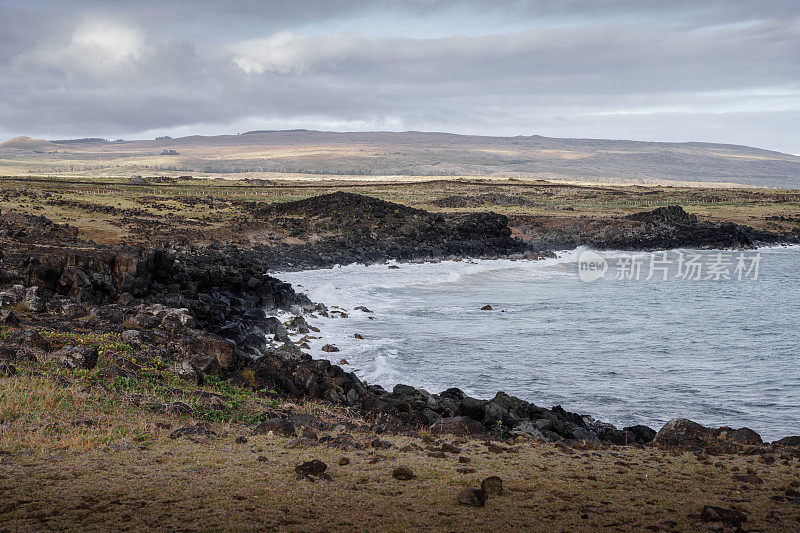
top-left (2, 368), bottom-right (799, 532)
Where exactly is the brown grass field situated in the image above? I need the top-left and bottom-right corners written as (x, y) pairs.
top-left (1, 174), bottom-right (799, 247)
top-left (2, 349), bottom-right (800, 532)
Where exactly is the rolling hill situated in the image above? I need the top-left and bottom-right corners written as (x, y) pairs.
top-left (1, 130), bottom-right (799, 188)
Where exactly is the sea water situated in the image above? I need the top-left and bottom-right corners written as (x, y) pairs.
top-left (278, 246), bottom-right (800, 440)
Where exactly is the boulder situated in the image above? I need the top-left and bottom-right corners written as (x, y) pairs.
top-left (295, 460), bottom-right (327, 476)
top-left (0, 310), bottom-right (19, 326)
top-left (172, 361), bottom-right (203, 385)
top-left (457, 488), bottom-right (486, 507)
top-left (160, 308), bottom-right (197, 331)
top-left (288, 316), bottom-right (310, 334)
top-left (700, 505), bottom-right (747, 527)
top-left (170, 424), bottom-right (215, 441)
top-left (460, 395), bottom-right (488, 420)
top-left (24, 286), bottom-right (46, 312)
top-left (0, 291), bottom-right (18, 307)
top-left (622, 425), bottom-right (657, 444)
top-left (510, 420), bottom-right (546, 441)
top-left (11, 330), bottom-right (51, 353)
top-left (655, 418), bottom-right (762, 451)
top-left (121, 329), bottom-right (144, 348)
top-left (61, 303), bottom-right (88, 319)
top-left (392, 466), bottom-right (415, 480)
top-left (482, 391), bottom-right (539, 428)
top-left (717, 426), bottom-right (762, 445)
top-left (430, 416), bottom-right (486, 436)
top-left (774, 435), bottom-right (800, 447)
top-left (47, 345), bottom-right (99, 369)
top-left (188, 335), bottom-right (236, 370)
top-left (481, 476), bottom-right (503, 496)
top-left (653, 418), bottom-right (717, 449)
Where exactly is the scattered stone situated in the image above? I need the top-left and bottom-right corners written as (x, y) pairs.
top-left (322, 344), bottom-right (339, 352)
top-left (61, 303), bottom-right (87, 319)
top-left (172, 361), bottom-right (203, 385)
top-left (480, 305), bottom-right (492, 311)
top-left (441, 443), bottom-right (462, 454)
top-left (169, 425), bottom-right (215, 441)
top-left (388, 265), bottom-right (400, 269)
top-left (252, 418), bottom-right (296, 437)
top-left (430, 416), bottom-right (486, 437)
top-left (14, 329), bottom-right (50, 353)
top-left (295, 460), bottom-right (327, 476)
top-left (235, 436), bottom-right (248, 444)
top-left (353, 333), bottom-right (363, 339)
top-left (456, 468), bottom-right (476, 474)
top-left (48, 345), bottom-right (99, 369)
top-left (24, 287), bottom-right (46, 313)
top-left (487, 443), bottom-right (504, 454)
top-left (457, 488), bottom-right (486, 507)
top-left (458, 456), bottom-right (471, 464)
top-left (339, 359), bottom-right (349, 365)
top-left (700, 505), bottom-right (747, 527)
top-left (392, 466), bottom-right (415, 480)
top-left (288, 316), bottom-right (310, 334)
top-left (257, 456), bottom-right (268, 463)
top-left (338, 457), bottom-right (350, 466)
top-left (733, 474), bottom-right (764, 485)
top-left (481, 476), bottom-right (503, 496)
top-left (0, 310), bottom-right (19, 326)
top-left (121, 330), bottom-right (143, 348)
top-left (428, 451), bottom-right (447, 459)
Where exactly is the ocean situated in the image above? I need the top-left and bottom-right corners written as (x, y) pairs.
top-left (278, 245), bottom-right (800, 440)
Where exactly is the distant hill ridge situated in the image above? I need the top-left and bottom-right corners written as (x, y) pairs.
top-left (1, 130), bottom-right (798, 188)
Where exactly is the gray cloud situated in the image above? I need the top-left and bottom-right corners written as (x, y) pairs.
top-left (0, 1), bottom-right (798, 153)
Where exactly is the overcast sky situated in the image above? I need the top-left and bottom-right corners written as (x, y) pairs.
top-left (1, 0), bottom-right (799, 153)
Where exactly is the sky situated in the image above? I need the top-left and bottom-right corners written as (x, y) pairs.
top-left (1, 0), bottom-right (799, 153)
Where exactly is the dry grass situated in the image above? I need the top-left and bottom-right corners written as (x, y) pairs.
top-left (0, 375), bottom-right (163, 454)
top-left (1, 366), bottom-right (799, 531)
top-left (1, 175), bottom-right (798, 248)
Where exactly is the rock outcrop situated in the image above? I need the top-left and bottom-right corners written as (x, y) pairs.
top-left (519, 205), bottom-right (793, 250)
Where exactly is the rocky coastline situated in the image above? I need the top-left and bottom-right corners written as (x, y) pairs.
top-left (1, 194), bottom-right (799, 451)
top-left (515, 204), bottom-right (799, 251)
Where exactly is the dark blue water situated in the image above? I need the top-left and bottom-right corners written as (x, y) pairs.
top-left (280, 246), bottom-right (800, 440)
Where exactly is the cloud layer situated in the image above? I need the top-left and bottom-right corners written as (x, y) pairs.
top-left (1, 1), bottom-right (799, 153)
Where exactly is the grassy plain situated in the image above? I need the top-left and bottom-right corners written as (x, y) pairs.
top-left (2, 174), bottom-right (799, 246)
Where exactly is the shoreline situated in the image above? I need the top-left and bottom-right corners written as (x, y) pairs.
top-left (275, 247), bottom-right (799, 443)
top-left (1, 196), bottom-right (798, 444)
